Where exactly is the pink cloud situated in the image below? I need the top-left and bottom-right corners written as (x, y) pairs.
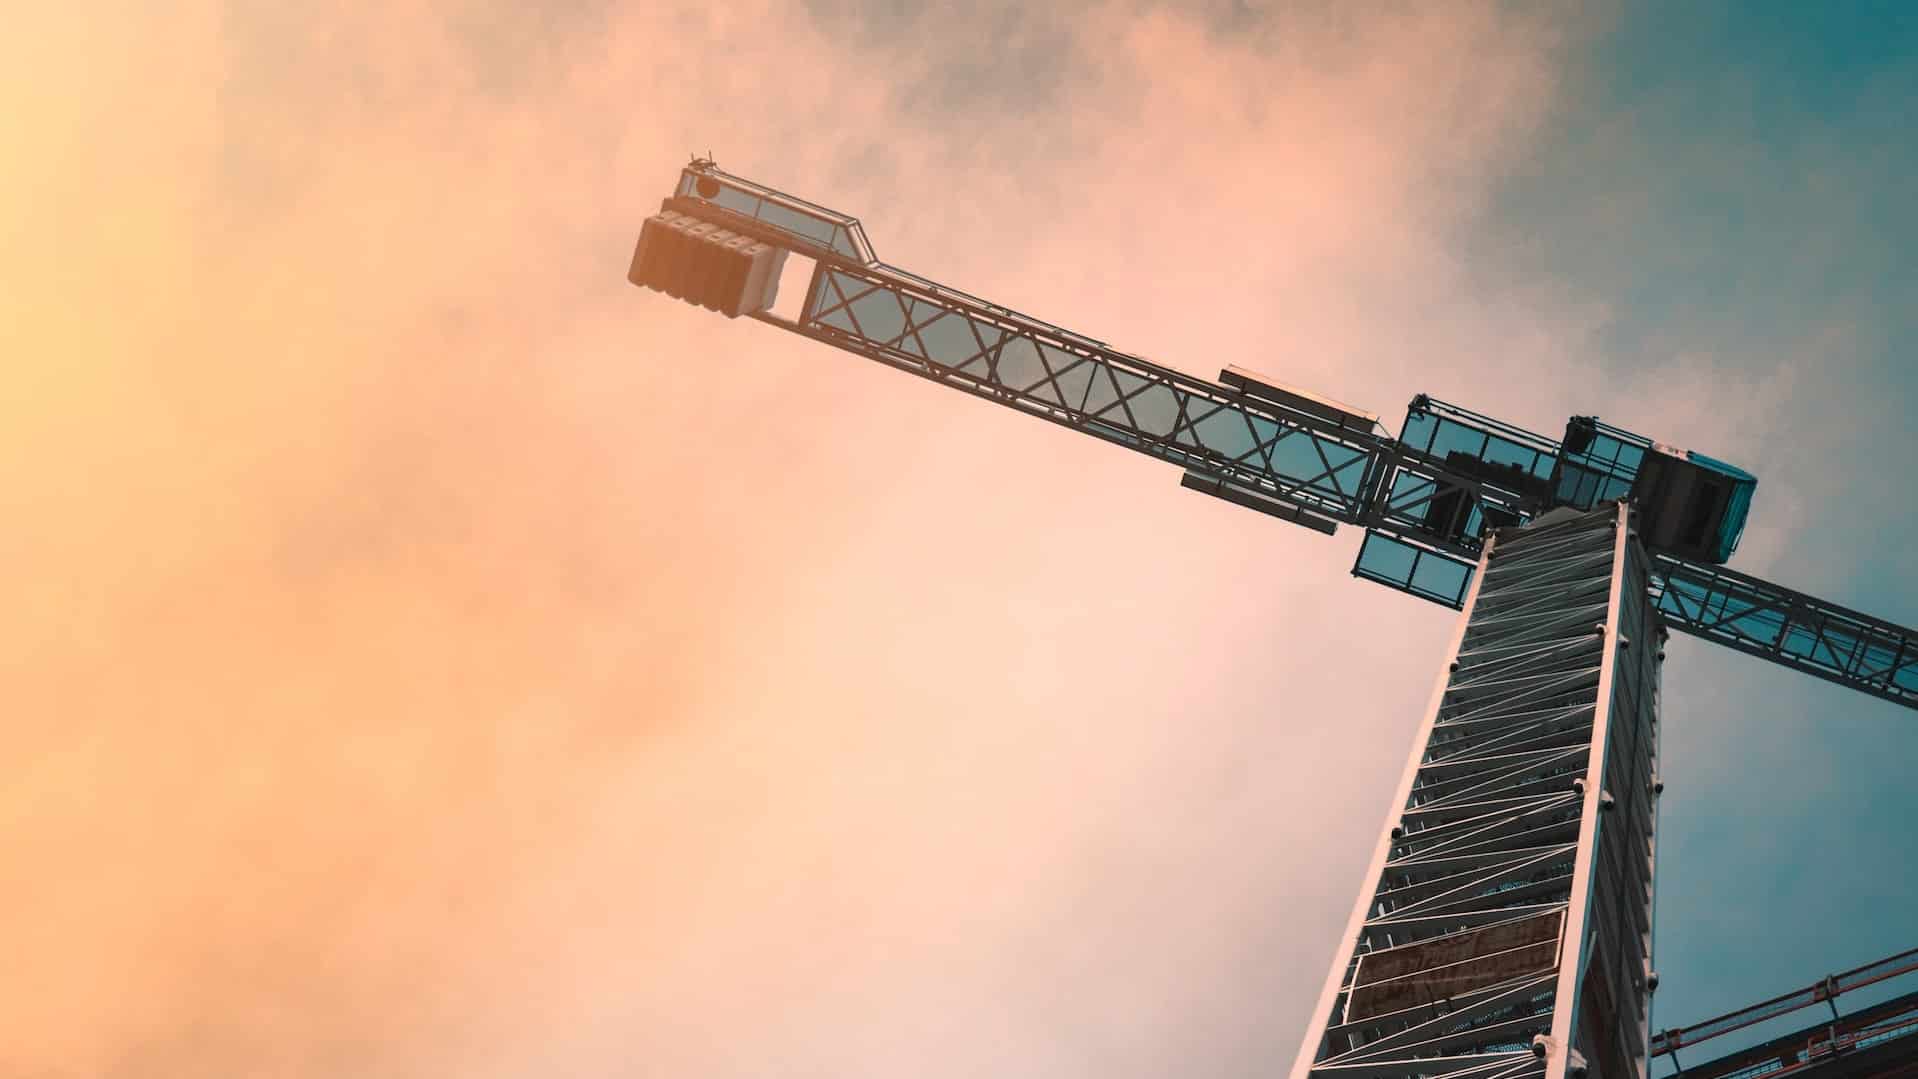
top-left (1, 3), bottom-right (1621, 1075)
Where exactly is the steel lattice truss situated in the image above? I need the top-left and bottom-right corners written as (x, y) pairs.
top-left (1651, 556), bottom-right (1918, 707)
top-left (1293, 505), bottom-right (1661, 1079)
top-left (638, 160), bottom-right (1918, 712)
top-left (801, 260), bottom-right (1389, 525)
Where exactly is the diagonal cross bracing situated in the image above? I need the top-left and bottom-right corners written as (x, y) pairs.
top-left (1293, 504), bottom-right (1664, 1079)
top-left (798, 262), bottom-right (1389, 521)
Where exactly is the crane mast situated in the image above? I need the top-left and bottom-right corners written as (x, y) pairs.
top-left (1294, 502), bottom-right (1660, 1079)
top-left (629, 157), bottom-right (1918, 1079)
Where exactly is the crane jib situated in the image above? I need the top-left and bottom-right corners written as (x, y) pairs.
top-left (639, 158), bottom-right (1918, 713)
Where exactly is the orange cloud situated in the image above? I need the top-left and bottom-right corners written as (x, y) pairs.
top-left (2, 3), bottom-right (1595, 1074)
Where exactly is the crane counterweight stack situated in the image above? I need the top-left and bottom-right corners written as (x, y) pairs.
top-left (629, 208), bottom-right (788, 318)
top-left (630, 155), bottom-right (1918, 1079)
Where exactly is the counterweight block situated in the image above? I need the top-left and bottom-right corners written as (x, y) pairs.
top-left (629, 210), bottom-right (787, 318)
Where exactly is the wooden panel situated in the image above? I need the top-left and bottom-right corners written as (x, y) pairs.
top-left (1348, 910), bottom-right (1564, 1023)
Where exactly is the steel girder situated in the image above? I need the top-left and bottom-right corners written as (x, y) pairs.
top-left (1291, 504), bottom-right (1663, 1079)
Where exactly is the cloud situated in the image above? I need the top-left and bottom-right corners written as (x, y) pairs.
top-left (53, 2), bottom-right (1918, 1077)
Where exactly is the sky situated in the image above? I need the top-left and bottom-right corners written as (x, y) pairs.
top-left (2, 2), bottom-right (1914, 1076)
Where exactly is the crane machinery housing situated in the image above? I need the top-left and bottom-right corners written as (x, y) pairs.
top-left (629, 157), bottom-right (1918, 1079)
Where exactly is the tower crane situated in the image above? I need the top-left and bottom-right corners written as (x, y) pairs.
top-left (628, 157), bottom-right (1918, 1079)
